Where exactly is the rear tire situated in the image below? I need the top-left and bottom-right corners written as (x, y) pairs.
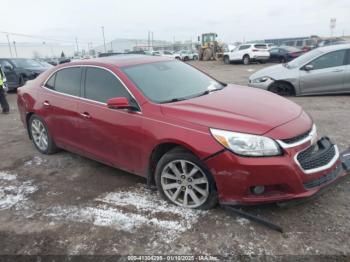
top-left (268, 81), bottom-right (295, 96)
top-left (29, 115), bottom-right (59, 154)
top-left (280, 57), bottom-right (287, 63)
top-left (155, 147), bottom-right (218, 210)
top-left (243, 55), bottom-right (250, 65)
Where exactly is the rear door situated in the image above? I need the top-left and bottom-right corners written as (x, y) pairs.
top-left (77, 66), bottom-right (144, 174)
top-left (299, 49), bottom-right (347, 94)
top-left (233, 45), bottom-right (249, 60)
top-left (343, 49), bottom-right (350, 92)
top-left (40, 67), bottom-right (83, 150)
top-left (269, 48), bottom-right (280, 62)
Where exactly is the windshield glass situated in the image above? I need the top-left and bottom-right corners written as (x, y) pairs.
top-left (286, 49), bottom-right (323, 68)
top-left (122, 61), bottom-right (225, 103)
top-left (11, 59), bottom-right (44, 68)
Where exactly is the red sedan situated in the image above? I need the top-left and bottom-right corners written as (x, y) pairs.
top-left (17, 55), bottom-right (347, 209)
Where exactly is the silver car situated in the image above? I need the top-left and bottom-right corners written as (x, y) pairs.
top-left (248, 44), bottom-right (350, 96)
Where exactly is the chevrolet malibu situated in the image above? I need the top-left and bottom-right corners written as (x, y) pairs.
top-left (17, 55), bottom-right (347, 209)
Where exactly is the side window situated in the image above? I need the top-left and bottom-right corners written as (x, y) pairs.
top-left (45, 74), bottom-right (56, 89)
top-left (269, 48), bottom-right (278, 54)
top-left (310, 50), bottom-right (346, 70)
top-left (85, 67), bottom-right (130, 103)
top-left (1, 60), bottom-right (14, 71)
top-left (238, 45), bottom-right (250, 50)
top-left (346, 49), bottom-right (350, 65)
top-left (54, 67), bottom-right (82, 96)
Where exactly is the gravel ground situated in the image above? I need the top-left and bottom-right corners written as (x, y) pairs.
top-left (0, 61), bottom-right (349, 260)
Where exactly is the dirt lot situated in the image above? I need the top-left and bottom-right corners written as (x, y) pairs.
top-left (0, 61), bottom-right (349, 259)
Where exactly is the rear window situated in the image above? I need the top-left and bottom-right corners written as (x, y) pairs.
top-left (254, 44), bottom-right (267, 49)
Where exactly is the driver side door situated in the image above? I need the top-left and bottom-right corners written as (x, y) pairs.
top-left (77, 66), bottom-right (144, 174)
top-left (299, 49), bottom-right (347, 94)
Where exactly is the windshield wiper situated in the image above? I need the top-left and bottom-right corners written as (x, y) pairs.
top-left (160, 97), bottom-right (187, 104)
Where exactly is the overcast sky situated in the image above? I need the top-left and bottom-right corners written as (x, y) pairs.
top-left (1, 0), bottom-right (350, 46)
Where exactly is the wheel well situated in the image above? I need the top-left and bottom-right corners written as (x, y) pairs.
top-left (26, 112), bottom-right (34, 139)
top-left (243, 54), bottom-right (250, 58)
top-left (268, 80), bottom-right (296, 95)
top-left (148, 143), bottom-right (192, 185)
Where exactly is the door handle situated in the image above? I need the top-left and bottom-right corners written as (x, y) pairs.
top-left (80, 112), bottom-right (91, 119)
top-left (43, 101), bottom-right (50, 107)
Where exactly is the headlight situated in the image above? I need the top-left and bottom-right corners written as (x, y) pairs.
top-left (251, 76), bottom-right (272, 83)
top-left (210, 128), bottom-right (282, 156)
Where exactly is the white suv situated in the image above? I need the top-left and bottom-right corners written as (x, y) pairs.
top-left (223, 43), bottom-right (270, 65)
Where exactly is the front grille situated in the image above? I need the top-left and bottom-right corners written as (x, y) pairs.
top-left (282, 129), bottom-right (310, 144)
top-left (297, 144), bottom-right (336, 171)
top-left (304, 164), bottom-right (342, 189)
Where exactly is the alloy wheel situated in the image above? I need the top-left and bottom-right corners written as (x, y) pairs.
top-left (31, 119), bottom-right (49, 151)
top-left (160, 160), bottom-right (209, 208)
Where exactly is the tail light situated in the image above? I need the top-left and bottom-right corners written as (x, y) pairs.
top-left (252, 49), bottom-right (259, 52)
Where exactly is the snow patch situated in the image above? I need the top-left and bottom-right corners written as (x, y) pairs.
top-left (24, 156), bottom-right (46, 167)
top-left (0, 171), bottom-right (38, 210)
top-left (44, 185), bottom-right (204, 239)
top-left (236, 217), bottom-right (250, 226)
top-left (247, 68), bottom-right (255, 72)
top-left (0, 171), bottom-right (17, 181)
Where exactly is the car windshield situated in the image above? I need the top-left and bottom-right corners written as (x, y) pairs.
top-left (11, 59), bottom-right (43, 68)
top-left (285, 49), bottom-right (323, 69)
top-left (122, 60), bottom-right (225, 103)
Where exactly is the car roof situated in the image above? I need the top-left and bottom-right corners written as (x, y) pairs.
top-left (317, 43), bottom-right (350, 52)
top-left (65, 54), bottom-right (173, 68)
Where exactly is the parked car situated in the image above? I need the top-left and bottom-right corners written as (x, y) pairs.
top-left (249, 44), bottom-right (350, 96)
top-left (179, 50), bottom-right (198, 61)
top-left (0, 58), bottom-right (49, 90)
top-left (223, 43), bottom-right (270, 65)
top-left (269, 46), bottom-right (304, 63)
top-left (17, 55), bottom-right (347, 209)
top-left (159, 50), bottom-right (181, 60)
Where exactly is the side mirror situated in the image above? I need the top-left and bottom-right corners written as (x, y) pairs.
top-left (304, 64), bottom-right (314, 71)
top-left (107, 97), bottom-right (138, 111)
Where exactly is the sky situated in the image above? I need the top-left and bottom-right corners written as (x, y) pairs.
top-left (1, 0), bottom-right (350, 47)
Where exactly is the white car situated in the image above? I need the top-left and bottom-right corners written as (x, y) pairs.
top-left (159, 50), bottom-right (181, 60)
top-left (178, 50), bottom-right (198, 61)
top-left (223, 43), bottom-right (270, 65)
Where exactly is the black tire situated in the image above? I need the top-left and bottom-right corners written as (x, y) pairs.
top-left (243, 55), bottom-right (250, 65)
top-left (155, 147), bottom-right (218, 210)
top-left (19, 75), bottom-right (27, 87)
top-left (280, 57), bottom-right (287, 63)
top-left (193, 55), bottom-right (198, 60)
top-left (28, 114), bottom-right (59, 154)
top-left (223, 56), bottom-right (230, 64)
top-left (183, 56), bottom-right (189, 61)
top-left (203, 48), bottom-right (213, 61)
top-left (268, 81), bottom-right (295, 96)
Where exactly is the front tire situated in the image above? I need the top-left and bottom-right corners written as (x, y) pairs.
top-left (223, 56), bottom-right (230, 64)
top-left (243, 55), bottom-right (250, 65)
top-left (268, 81), bottom-right (295, 96)
top-left (29, 115), bottom-right (59, 154)
top-left (155, 148), bottom-right (218, 209)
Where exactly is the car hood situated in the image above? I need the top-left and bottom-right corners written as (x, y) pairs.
top-left (161, 85), bottom-right (303, 135)
top-left (249, 64), bottom-right (294, 81)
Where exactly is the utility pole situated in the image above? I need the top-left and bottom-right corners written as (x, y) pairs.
top-left (101, 26), bottom-right (107, 53)
top-left (13, 41), bottom-right (18, 57)
top-left (148, 31), bottom-right (150, 51)
top-left (330, 18), bottom-right (336, 37)
top-left (75, 37), bottom-right (79, 55)
top-left (151, 31), bottom-right (154, 50)
top-left (6, 34), bottom-right (13, 57)
top-left (110, 41), bottom-right (113, 52)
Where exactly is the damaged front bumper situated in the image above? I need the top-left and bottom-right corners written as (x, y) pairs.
top-left (205, 137), bottom-right (350, 206)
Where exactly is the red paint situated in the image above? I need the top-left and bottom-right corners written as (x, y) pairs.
top-left (17, 56), bottom-right (346, 205)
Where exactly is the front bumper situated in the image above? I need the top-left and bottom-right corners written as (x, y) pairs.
top-left (205, 137), bottom-right (348, 205)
